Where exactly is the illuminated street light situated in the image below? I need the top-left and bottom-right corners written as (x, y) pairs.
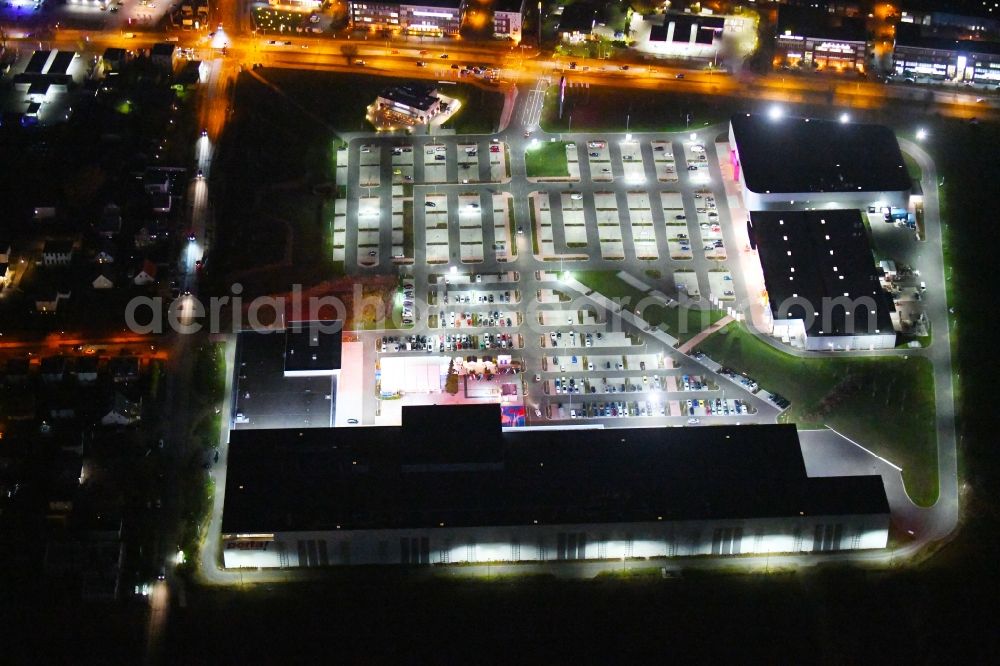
top-left (916, 127), bottom-right (928, 141)
top-left (767, 105), bottom-right (784, 121)
top-left (839, 112), bottom-right (851, 124)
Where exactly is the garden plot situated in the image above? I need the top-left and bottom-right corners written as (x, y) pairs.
top-left (492, 194), bottom-right (514, 262)
top-left (594, 192), bottom-right (624, 259)
top-left (627, 191), bottom-right (657, 259)
top-left (457, 143), bottom-right (480, 183)
top-left (675, 270), bottom-right (700, 298)
top-left (424, 194), bottom-right (450, 264)
top-left (488, 142), bottom-right (508, 182)
top-left (560, 192), bottom-right (589, 249)
top-left (424, 143), bottom-right (448, 183)
top-left (457, 193), bottom-right (484, 263)
top-left (530, 192), bottom-right (555, 256)
top-left (332, 198), bottom-right (348, 262)
top-left (619, 140), bottom-right (647, 185)
top-left (708, 270), bottom-right (736, 301)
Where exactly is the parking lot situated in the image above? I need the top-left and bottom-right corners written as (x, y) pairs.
top-left (339, 128), bottom-right (773, 429)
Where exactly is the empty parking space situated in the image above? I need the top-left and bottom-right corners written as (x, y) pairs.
top-left (560, 191), bottom-right (589, 249)
top-left (626, 191), bottom-right (657, 259)
top-left (457, 193), bottom-right (484, 263)
top-left (424, 143), bottom-right (448, 183)
top-left (357, 196), bottom-right (381, 267)
top-left (492, 193), bottom-right (515, 262)
top-left (593, 191), bottom-right (624, 259)
top-left (618, 139), bottom-right (646, 186)
top-left (488, 142), bottom-right (507, 182)
top-left (457, 143), bottom-right (479, 183)
top-left (708, 270), bottom-right (736, 301)
top-left (424, 193), bottom-right (449, 264)
top-left (359, 144), bottom-right (381, 187)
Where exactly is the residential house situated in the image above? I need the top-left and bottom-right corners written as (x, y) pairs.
top-left (95, 238), bottom-right (117, 264)
top-left (92, 268), bottom-right (115, 290)
top-left (133, 259), bottom-right (158, 286)
top-left (143, 170), bottom-right (171, 195)
top-left (40, 355), bottom-right (68, 385)
top-left (151, 193), bottom-right (172, 214)
top-left (109, 356), bottom-right (140, 383)
top-left (102, 47), bottom-right (127, 71)
top-left (42, 240), bottom-right (74, 266)
top-left (151, 43), bottom-right (177, 71)
top-left (96, 204), bottom-right (122, 238)
top-left (35, 288), bottom-right (71, 313)
top-left (101, 392), bottom-right (142, 426)
top-left (4, 357), bottom-right (30, 386)
top-left (73, 356), bottom-right (99, 384)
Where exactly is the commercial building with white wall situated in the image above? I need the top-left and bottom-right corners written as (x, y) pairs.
top-left (221, 405), bottom-right (890, 568)
top-left (349, 0), bottom-right (464, 36)
top-left (493, 0), bottom-right (525, 42)
top-left (775, 5), bottom-right (869, 72)
top-left (749, 209), bottom-right (898, 351)
top-left (893, 22), bottom-right (1000, 85)
top-left (728, 113), bottom-right (913, 212)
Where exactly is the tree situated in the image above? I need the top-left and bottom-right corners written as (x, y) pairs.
top-left (445, 358), bottom-right (460, 395)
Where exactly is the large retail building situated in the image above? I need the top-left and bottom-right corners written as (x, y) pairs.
top-left (221, 405), bottom-right (890, 568)
top-left (728, 113), bottom-right (913, 212)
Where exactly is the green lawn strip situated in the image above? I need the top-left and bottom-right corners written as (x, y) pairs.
top-left (507, 206), bottom-right (518, 257)
top-left (540, 84), bottom-right (737, 133)
top-left (902, 151), bottom-right (922, 182)
top-left (525, 142), bottom-right (570, 178)
top-left (695, 323), bottom-right (938, 506)
top-left (441, 86), bottom-right (506, 134)
top-left (575, 270), bottom-right (724, 342)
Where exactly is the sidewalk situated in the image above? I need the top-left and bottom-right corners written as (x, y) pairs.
top-left (676, 315), bottom-right (733, 354)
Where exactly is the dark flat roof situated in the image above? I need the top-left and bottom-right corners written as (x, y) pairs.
top-left (151, 43), bottom-right (176, 56)
top-left (233, 328), bottom-right (338, 430)
top-left (43, 240), bottom-right (74, 254)
top-left (751, 209), bottom-right (895, 337)
top-left (379, 83), bottom-right (439, 112)
top-left (730, 114), bottom-right (912, 195)
top-left (284, 321), bottom-right (343, 373)
top-left (222, 406), bottom-right (889, 534)
top-left (558, 3), bottom-right (597, 33)
top-left (25, 50), bottom-right (50, 75)
top-left (777, 5), bottom-right (867, 42)
top-left (494, 0), bottom-right (524, 13)
top-left (895, 22), bottom-right (1000, 56)
top-left (402, 0), bottom-right (462, 9)
top-left (48, 51), bottom-right (75, 76)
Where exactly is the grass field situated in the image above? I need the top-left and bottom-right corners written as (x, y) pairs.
top-left (575, 270), bottom-right (725, 343)
top-left (541, 84), bottom-right (739, 133)
top-left (441, 85), bottom-right (506, 134)
top-left (525, 141), bottom-right (570, 177)
top-left (695, 323), bottom-right (938, 506)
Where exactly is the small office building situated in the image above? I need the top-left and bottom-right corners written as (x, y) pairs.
top-left (349, 0), bottom-right (464, 36)
top-left (728, 113), bottom-right (913, 212)
top-left (221, 405), bottom-right (890, 568)
top-left (775, 5), bottom-right (869, 72)
top-left (493, 0), bottom-right (525, 42)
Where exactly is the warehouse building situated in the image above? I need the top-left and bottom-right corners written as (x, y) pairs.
top-left (728, 113), bottom-right (913, 212)
top-left (349, 0), bottom-right (464, 36)
top-left (774, 5), bottom-right (869, 73)
top-left (749, 209), bottom-right (898, 351)
top-left (221, 405), bottom-right (890, 568)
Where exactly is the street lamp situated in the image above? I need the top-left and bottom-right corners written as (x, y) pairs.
top-left (916, 127), bottom-right (928, 141)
